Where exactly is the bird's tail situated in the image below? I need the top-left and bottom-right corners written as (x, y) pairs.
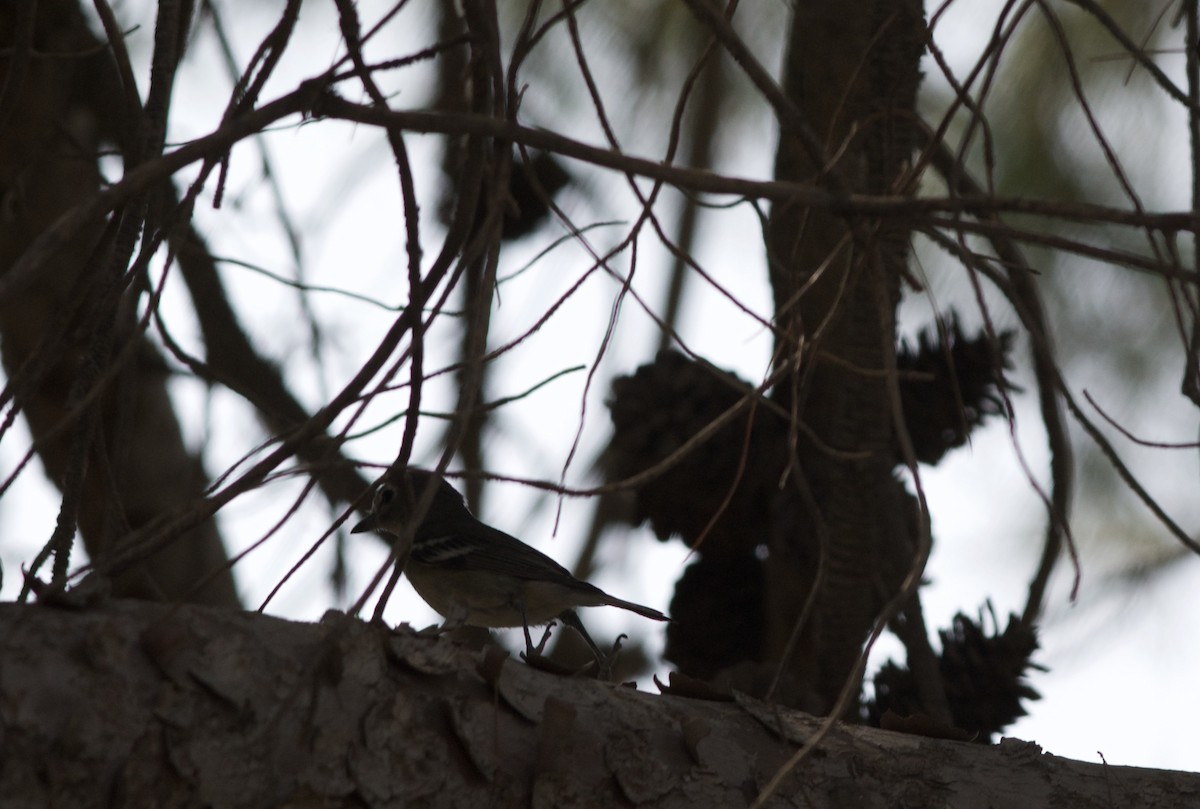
top-left (605, 595), bottom-right (669, 622)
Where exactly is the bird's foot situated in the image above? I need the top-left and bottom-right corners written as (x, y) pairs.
top-left (519, 621), bottom-right (598, 676)
top-left (594, 633), bottom-right (629, 681)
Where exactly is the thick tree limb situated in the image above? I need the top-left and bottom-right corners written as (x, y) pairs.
top-left (1, 600), bottom-right (1194, 808)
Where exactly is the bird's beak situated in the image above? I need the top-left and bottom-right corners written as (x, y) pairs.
top-left (350, 514), bottom-right (378, 534)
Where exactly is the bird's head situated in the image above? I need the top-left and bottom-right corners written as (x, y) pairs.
top-left (351, 468), bottom-right (467, 537)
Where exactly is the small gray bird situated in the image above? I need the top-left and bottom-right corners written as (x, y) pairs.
top-left (351, 468), bottom-right (667, 657)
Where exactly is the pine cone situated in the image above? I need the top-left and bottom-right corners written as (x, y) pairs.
top-left (938, 609), bottom-right (1042, 738)
top-left (897, 315), bottom-right (1016, 464)
top-left (603, 350), bottom-right (784, 558)
top-left (664, 552), bottom-right (764, 678)
top-left (867, 606), bottom-right (1042, 741)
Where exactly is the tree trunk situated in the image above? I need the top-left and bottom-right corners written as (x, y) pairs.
top-left (764, 0), bottom-right (926, 711)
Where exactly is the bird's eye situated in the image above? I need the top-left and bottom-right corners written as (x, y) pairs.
top-left (377, 486), bottom-right (396, 507)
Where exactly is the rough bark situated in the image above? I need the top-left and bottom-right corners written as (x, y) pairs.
top-left (0, 600), bottom-right (1195, 808)
top-left (763, 0), bottom-right (927, 711)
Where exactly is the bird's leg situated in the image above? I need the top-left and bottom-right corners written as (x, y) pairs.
top-left (519, 603), bottom-right (537, 658)
top-left (518, 604), bottom-right (596, 676)
top-left (528, 622), bottom-right (558, 658)
top-left (518, 603), bottom-right (556, 659)
top-left (533, 623), bottom-right (557, 655)
top-left (557, 610), bottom-right (626, 680)
top-left (558, 609), bottom-right (603, 660)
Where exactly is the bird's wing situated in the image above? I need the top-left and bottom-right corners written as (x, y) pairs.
top-left (413, 522), bottom-right (600, 593)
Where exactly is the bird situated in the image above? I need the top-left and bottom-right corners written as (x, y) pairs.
top-left (351, 467), bottom-right (668, 661)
